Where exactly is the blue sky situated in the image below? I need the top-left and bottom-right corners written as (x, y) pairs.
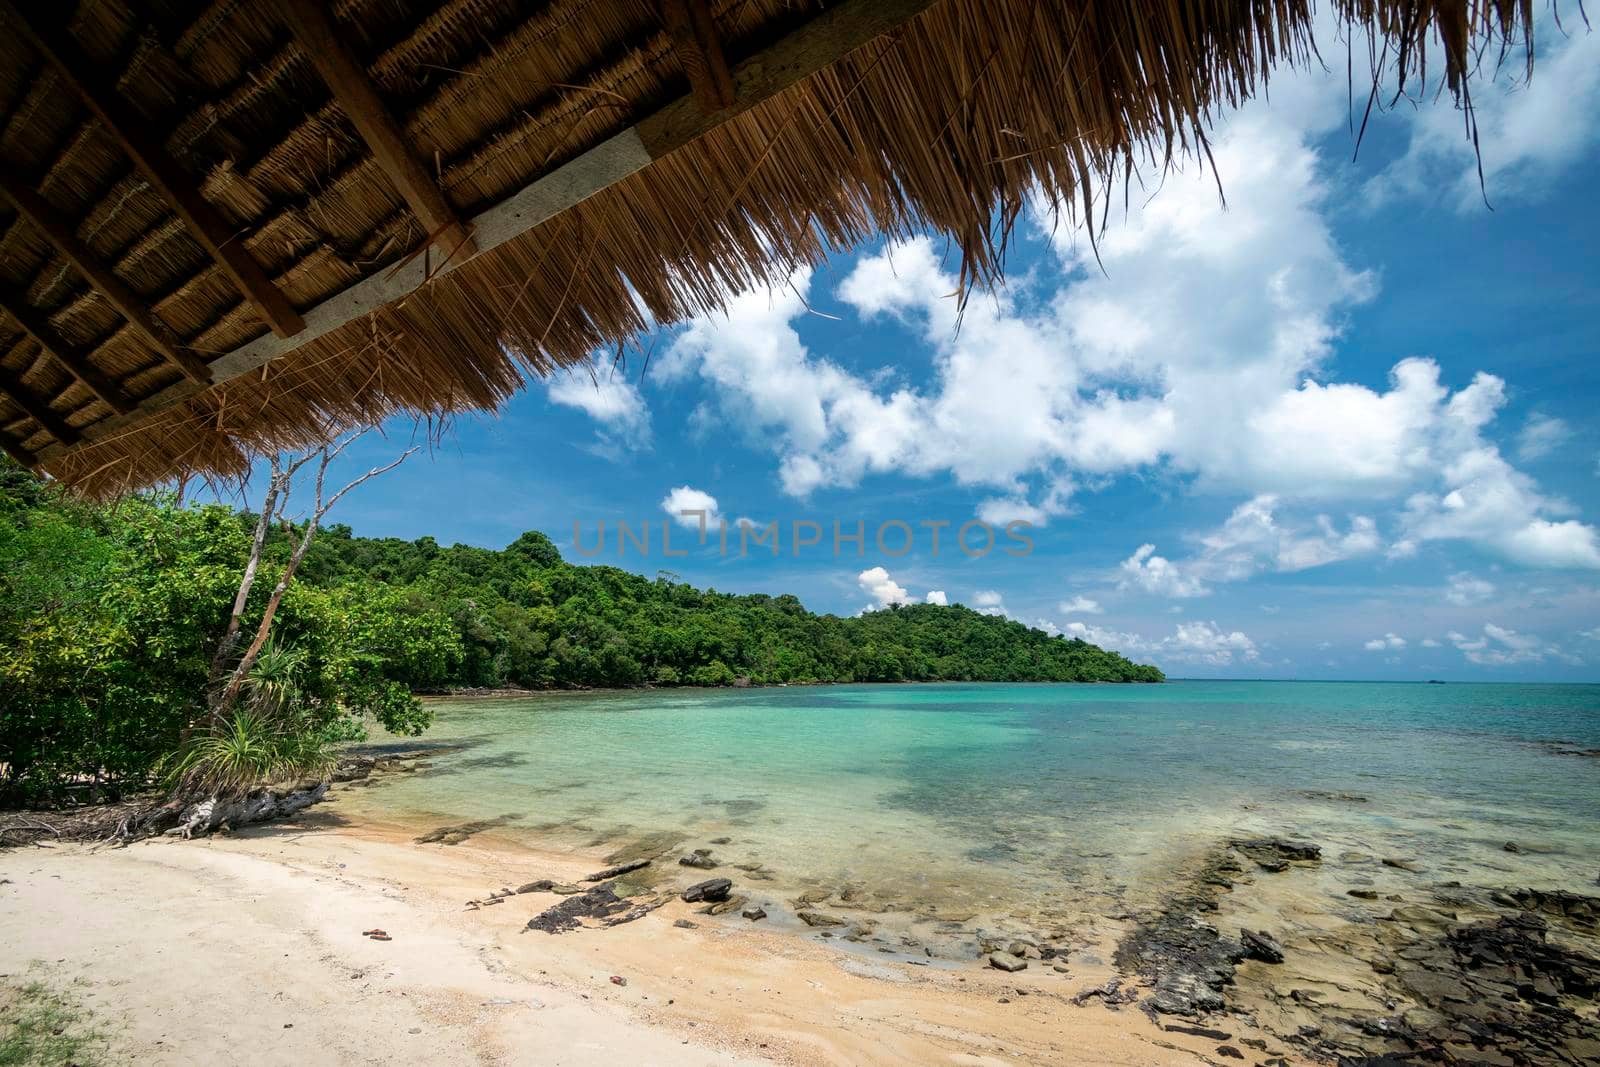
top-left (303, 24), bottom-right (1599, 682)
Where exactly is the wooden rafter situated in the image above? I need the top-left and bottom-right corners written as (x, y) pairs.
top-left (0, 168), bottom-right (213, 385)
top-left (0, 432), bottom-right (38, 468)
top-left (35, 0), bottom-right (938, 467)
top-left (0, 286), bottom-right (137, 415)
top-left (0, 365), bottom-right (77, 444)
top-left (662, 0), bottom-right (737, 112)
top-left (275, 0), bottom-right (477, 261)
top-left (1, 0), bottom-right (306, 340)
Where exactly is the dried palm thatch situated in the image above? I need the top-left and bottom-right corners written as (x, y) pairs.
top-left (0, 0), bottom-right (1543, 495)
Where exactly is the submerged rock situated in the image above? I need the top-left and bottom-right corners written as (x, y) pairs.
top-left (678, 849), bottom-right (718, 870)
top-left (1229, 838), bottom-right (1321, 872)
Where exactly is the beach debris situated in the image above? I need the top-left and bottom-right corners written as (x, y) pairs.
top-left (362, 928), bottom-right (387, 937)
top-left (583, 858), bottom-right (652, 882)
top-left (680, 878), bottom-right (732, 904)
top-left (678, 849), bottom-right (718, 870)
top-left (796, 910), bottom-right (846, 928)
top-left (673, 919), bottom-right (699, 929)
top-left (741, 905), bottom-right (767, 921)
top-left (987, 954), bottom-right (1027, 973)
top-left (1240, 929), bottom-right (1285, 964)
top-left (609, 975), bottom-right (627, 986)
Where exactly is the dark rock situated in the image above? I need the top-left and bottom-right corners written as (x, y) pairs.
top-left (680, 878), bottom-right (733, 904)
top-left (741, 905), bottom-right (767, 921)
top-left (678, 849), bottom-right (718, 870)
top-left (525, 882), bottom-right (627, 934)
top-left (1382, 857), bottom-right (1424, 872)
top-left (673, 919), bottom-right (698, 929)
top-left (583, 859), bottom-right (651, 882)
top-left (1348, 889), bottom-right (1380, 900)
top-left (1240, 929), bottom-right (1285, 964)
top-left (708, 836), bottom-right (732, 845)
top-left (1163, 1024), bottom-right (1231, 1040)
top-left (1502, 841), bottom-right (1522, 853)
top-left (797, 910), bottom-right (846, 928)
top-left (1229, 838), bottom-right (1320, 871)
top-left (1215, 1046), bottom-right (1244, 1059)
top-left (516, 879), bottom-right (555, 894)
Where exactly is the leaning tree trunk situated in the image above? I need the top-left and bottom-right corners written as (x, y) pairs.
top-left (113, 781), bottom-right (330, 842)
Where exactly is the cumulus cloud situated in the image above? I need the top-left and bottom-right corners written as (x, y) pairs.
top-left (1119, 544), bottom-right (1209, 599)
top-left (858, 566), bottom-right (914, 609)
top-left (547, 355), bottom-right (651, 458)
top-left (1059, 596), bottom-right (1103, 615)
top-left (660, 485), bottom-right (721, 531)
top-left (1364, 633), bottom-right (1408, 652)
top-left (647, 44), bottom-right (1597, 575)
top-left (924, 590), bottom-right (949, 607)
top-left (970, 590), bottom-right (1007, 616)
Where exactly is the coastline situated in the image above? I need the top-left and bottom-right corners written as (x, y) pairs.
top-left (0, 815), bottom-right (1280, 1066)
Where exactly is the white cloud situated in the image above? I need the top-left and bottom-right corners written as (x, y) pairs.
top-left (970, 589), bottom-right (1007, 616)
top-left (1447, 622), bottom-right (1575, 666)
top-left (1371, 24), bottom-right (1600, 210)
top-left (648, 48), bottom-right (1597, 575)
top-left (1420, 638), bottom-right (1442, 648)
top-left (924, 590), bottom-right (948, 607)
top-left (547, 356), bottom-right (652, 458)
top-left (1059, 596), bottom-right (1103, 615)
top-left (660, 485), bottom-right (721, 531)
top-left (1518, 414), bottom-right (1570, 461)
top-left (1064, 619), bottom-right (1258, 666)
top-left (1578, 628), bottom-right (1600, 641)
top-left (1364, 633), bottom-right (1407, 652)
top-left (1196, 495), bottom-right (1381, 578)
top-left (1444, 572), bottom-right (1496, 606)
top-left (858, 567), bottom-right (914, 609)
top-left (1119, 544), bottom-right (1208, 599)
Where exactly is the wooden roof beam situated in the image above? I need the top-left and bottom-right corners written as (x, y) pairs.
top-left (1, 1), bottom-right (306, 340)
top-left (662, 0), bottom-right (736, 113)
top-left (0, 287), bottom-right (138, 415)
top-left (0, 168), bottom-right (213, 385)
top-left (34, 0), bottom-right (937, 467)
top-left (0, 366), bottom-right (78, 445)
top-left (276, 0), bottom-right (476, 262)
top-left (0, 431), bottom-right (38, 468)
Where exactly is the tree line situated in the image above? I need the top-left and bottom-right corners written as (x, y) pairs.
top-left (0, 457), bottom-right (1160, 804)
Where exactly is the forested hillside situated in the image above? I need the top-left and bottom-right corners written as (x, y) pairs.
top-left (1, 461), bottom-right (1159, 800)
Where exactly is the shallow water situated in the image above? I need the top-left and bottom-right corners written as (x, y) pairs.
top-left (339, 681), bottom-right (1600, 949)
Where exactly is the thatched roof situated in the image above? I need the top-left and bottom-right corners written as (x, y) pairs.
top-left (0, 0), bottom-right (1534, 495)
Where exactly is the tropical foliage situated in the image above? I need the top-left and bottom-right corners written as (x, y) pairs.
top-left (0, 459), bottom-right (1159, 803)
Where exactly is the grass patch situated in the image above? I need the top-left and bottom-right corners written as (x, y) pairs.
top-left (0, 973), bottom-right (108, 1067)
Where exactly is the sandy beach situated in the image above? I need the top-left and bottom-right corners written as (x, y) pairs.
top-left (0, 814), bottom-right (1295, 1066)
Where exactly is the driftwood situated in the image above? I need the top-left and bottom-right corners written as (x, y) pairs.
top-left (106, 781), bottom-right (330, 843)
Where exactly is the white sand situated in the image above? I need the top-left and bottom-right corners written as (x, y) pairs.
top-left (0, 819), bottom-right (1298, 1065)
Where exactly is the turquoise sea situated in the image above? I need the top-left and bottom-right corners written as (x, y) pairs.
top-left (340, 680), bottom-right (1600, 948)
